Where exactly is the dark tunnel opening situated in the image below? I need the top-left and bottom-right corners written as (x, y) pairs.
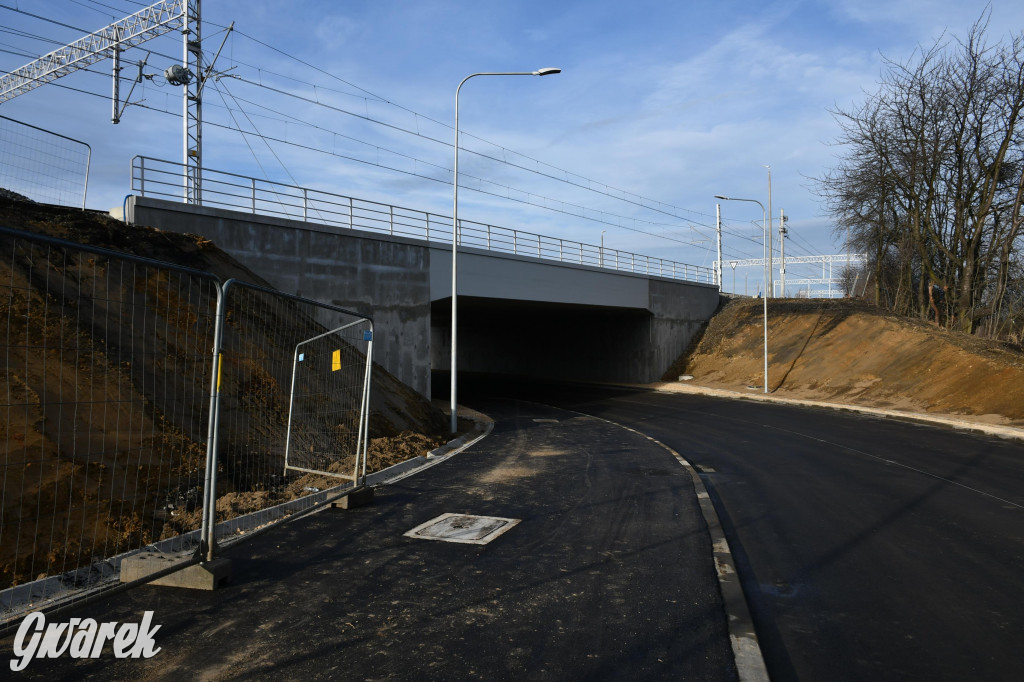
top-left (430, 296), bottom-right (657, 400)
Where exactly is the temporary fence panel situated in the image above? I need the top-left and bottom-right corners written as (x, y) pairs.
top-left (0, 115), bottom-right (91, 209)
top-left (202, 280), bottom-right (373, 556)
top-left (283, 319), bottom-right (372, 482)
top-left (0, 226), bottom-right (220, 625)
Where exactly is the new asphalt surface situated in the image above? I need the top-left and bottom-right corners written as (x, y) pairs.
top-left (519, 381), bottom-right (1024, 682)
top-left (4, 398), bottom-right (739, 680)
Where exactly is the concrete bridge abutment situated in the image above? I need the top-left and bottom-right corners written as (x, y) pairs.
top-left (127, 196), bottom-right (719, 398)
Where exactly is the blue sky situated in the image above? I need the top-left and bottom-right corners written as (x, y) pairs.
top-left (3, 0), bottom-right (1024, 292)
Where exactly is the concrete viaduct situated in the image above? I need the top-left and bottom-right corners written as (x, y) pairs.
top-left (127, 196), bottom-right (720, 399)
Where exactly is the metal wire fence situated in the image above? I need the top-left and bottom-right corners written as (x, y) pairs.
top-left (202, 280), bottom-right (372, 556)
top-left (0, 226), bottom-right (219, 618)
top-left (0, 115), bottom-right (91, 209)
top-left (0, 227), bottom-right (373, 626)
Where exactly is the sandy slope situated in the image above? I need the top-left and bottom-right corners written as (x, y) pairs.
top-left (666, 297), bottom-right (1024, 427)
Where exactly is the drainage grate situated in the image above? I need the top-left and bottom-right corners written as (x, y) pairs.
top-left (404, 513), bottom-right (521, 545)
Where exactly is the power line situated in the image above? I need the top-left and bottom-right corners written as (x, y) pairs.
top-left (227, 28), bottom-right (722, 224)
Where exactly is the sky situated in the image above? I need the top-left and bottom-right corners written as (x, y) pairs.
top-left (3, 0), bottom-right (1024, 294)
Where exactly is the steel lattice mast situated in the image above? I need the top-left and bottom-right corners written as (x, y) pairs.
top-left (0, 0), bottom-right (186, 103)
top-left (184, 0), bottom-right (201, 204)
top-left (0, 0), bottom-right (206, 205)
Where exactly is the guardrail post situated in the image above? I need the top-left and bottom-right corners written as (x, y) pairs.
top-left (390, 205), bottom-right (394, 235)
top-left (251, 178), bottom-right (256, 214)
top-left (426, 214), bottom-right (431, 241)
top-left (138, 156), bottom-right (145, 196)
top-left (559, 239), bottom-right (564, 262)
top-left (302, 189), bottom-right (308, 223)
top-left (487, 225), bottom-right (492, 250)
top-left (537, 235), bottom-right (541, 258)
top-left (631, 253), bottom-right (635, 273)
top-left (349, 197), bottom-right (354, 229)
top-left (513, 231), bottom-right (517, 255)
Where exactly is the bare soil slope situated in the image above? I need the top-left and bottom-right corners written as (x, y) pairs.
top-left (668, 297), bottom-right (1024, 426)
top-left (1, 197), bottom-right (449, 587)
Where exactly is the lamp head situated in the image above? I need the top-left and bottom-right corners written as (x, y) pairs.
top-left (534, 67), bottom-right (561, 76)
top-left (714, 195), bottom-right (729, 200)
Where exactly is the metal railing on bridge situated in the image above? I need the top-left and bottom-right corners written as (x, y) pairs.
top-left (131, 156), bottom-right (714, 286)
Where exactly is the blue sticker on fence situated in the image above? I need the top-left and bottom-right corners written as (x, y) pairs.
top-left (298, 353), bottom-right (305, 362)
top-left (363, 330), bottom-right (373, 341)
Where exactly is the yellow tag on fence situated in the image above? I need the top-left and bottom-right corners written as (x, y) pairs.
top-left (332, 349), bottom-right (341, 372)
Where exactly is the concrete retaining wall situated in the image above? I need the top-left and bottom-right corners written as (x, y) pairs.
top-left (129, 196), bottom-right (433, 397)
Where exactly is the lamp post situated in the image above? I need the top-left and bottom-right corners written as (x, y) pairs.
top-left (451, 67), bottom-right (561, 433)
top-left (715, 194), bottom-right (769, 394)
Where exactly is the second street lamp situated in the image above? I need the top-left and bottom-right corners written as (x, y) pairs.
top-left (450, 67), bottom-right (561, 433)
top-left (715, 194), bottom-right (769, 395)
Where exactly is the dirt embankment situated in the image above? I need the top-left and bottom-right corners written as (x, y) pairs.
top-left (1, 197), bottom-right (451, 588)
top-left (668, 297), bottom-right (1024, 426)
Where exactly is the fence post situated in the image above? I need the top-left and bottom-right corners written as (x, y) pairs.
top-left (559, 239), bottom-right (564, 262)
top-left (302, 189), bottom-right (308, 223)
top-left (390, 205), bottom-right (394, 236)
top-left (201, 282), bottom-right (228, 562)
top-left (513, 231), bottom-right (518, 255)
top-left (487, 225), bottom-right (492, 250)
top-left (251, 178), bottom-right (256, 214)
top-left (537, 235), bottom-right (541, 258)
top-left (139, 156), bottom-right (145, 197)
top-left (349, 197), bottom-right (354, 229)
top-left (81, 143), bottom-right (91, 210)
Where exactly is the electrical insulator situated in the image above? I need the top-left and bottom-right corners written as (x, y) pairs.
top-left (164, 64), bottom-right (191, 86)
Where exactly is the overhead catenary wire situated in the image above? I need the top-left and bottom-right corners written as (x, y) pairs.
top-left (2, 5), bottom-right (833, 265)
top-left (1, 13), bottom-right (721, 248)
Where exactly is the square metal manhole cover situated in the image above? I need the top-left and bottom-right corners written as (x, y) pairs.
top-left (404, 513), bottom-right (520, 545)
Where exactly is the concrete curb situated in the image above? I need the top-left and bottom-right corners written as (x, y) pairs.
top-left (643, 382), bottom-right (1024, 442)
top-left (535, 402), bottom-right (769, 682)
top-left (364, 408), bottom-right (495, 488)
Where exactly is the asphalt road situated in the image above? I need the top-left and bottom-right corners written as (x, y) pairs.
top-left (3, 399), bottom-right (737, 681)
top-left (510, 381), bottom-right (1024, 682)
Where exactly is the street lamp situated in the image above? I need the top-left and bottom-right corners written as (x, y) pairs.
top-left (451, 67), bottom-right (561, 433)
top-left (715, 194), bottom-right (769, 394)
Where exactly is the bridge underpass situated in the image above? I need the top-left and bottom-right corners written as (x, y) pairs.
top-left (430, 297), bottom-right (655, 391)
top-left (127, 195), bottom-right (720, 399)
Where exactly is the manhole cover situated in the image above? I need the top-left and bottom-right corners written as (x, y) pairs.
top-left (404, 513), bottom-right (520, 545)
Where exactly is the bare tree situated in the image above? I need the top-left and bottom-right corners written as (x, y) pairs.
top-left (816, 13), bottom-right (1024, 335)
